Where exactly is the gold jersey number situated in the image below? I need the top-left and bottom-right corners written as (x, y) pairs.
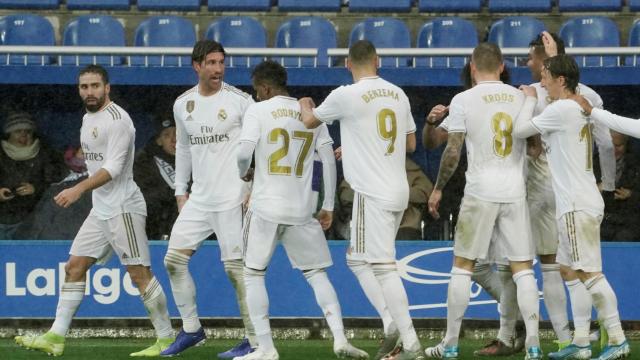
top-left (492, 112), bottom-right (513, 157)
top-left (377, 109), bottom-right (397, 155)
top-left (268, 128), bottom-right (313, 177)
top-left (579, 123), bottom-right (594, 171)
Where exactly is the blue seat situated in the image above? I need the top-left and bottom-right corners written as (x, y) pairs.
top-left (349, 0), bottom-right (411, 12)
top-left (137, 0), bottom-right (200, 11)
top-left (418, 0), bottom-right (481, 12)
top-left (0, 0), bottom-right (58, 9)
top-left (488, 16), bottom-right (545, 66)
top-left (132, 16), bottom-right (196, 67)
top-left (61, 15), bottom-right (125, 66)
top-left (278, 0), bottom-right (340, 11)
top-left (559, 0), bottom-right (622, 12)
top-left (208, 0), bottom-right (271, 11)
top-left (560, 16), bottom-right (619, 67)
top-left (66, 0), bottom-right (129, 10)
top-left (0, 14), bottom-right (55, 65)
top-left (275, 17), bottom-right (337, 67)
top-left (416, 18), bottom-right (478, 68)
top-left (630, 0), bottom-right (640, 11)
top-left (205, 17), bottom-right (266, 68)
top-left (488, 0), bottom-right (551, 12)
top-left (349, 18), bottom-right (411, 68)
top-left (627, 19), bottom-right (640, 66)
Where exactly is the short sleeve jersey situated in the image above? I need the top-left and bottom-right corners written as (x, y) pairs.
top-left (240, 96), bottom-right (334, 225)
top-left (80, 102), bottom-right (146, 219)
top-left (173, 83), bottom-right (254, 211)
top-left (447, 81), bottom-right (527, 202)
top-left (312, 76), bottom-right (416, 211)
top-left (531, 100), bottom-right (604, 218)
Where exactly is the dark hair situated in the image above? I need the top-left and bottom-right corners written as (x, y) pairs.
top-left (78, 65), bottom-right (109, 84)
top-left (460, 61), bottom-right (511, 89)
top-left (348, 40), bottom-right (377, 65)
top-left (543, 54), bottom-right (579, 93)
top-left (191, 40), bottom-right (226, 64)
top-left (529, 32), bottom-right (566, 56)
top-left (472, 43), bottom-right (503, 73)
top-left (252, 60), bottom-right (287, 90)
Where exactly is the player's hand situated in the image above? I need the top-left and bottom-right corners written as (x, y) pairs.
top-left (299, 97), bottom-right (316, 110)
top-left (316, 209), bottom-right (333, 230)
top-left (426, 104), bottom-right (448, 125)
top-left (334, 146), bottom-right (342, 161)
top-left (54, 186), bottom-right (83, 208)
top-left (541, 31), bottom-right (558, 57)
top-left (242, 193), bottom-right (251, 214)
top-left (241, 168), bottom-right (254, 182)
top-left (428, 189), bottom-right (442, 220)
top-left (615, 187), bottom-right (632, 200)
top-left (519, 85), bottom-right (537, 98)
top-left (176, 194), bottom-right (189, 212)
top-left (15, 182), bottom-right (35, 196)
top-left (568, 94), bottom-right (593, 116)
top-left (0, 187), bottom-right (14, 202)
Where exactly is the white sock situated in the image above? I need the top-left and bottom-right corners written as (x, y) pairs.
top-left (541, 263), bottom-right (571, 342)
top-left (304, 269), bottom-right (348, 347)
top-left (244, 267), bottom-right (275, 352)
top-left (141, 276), bottom-right (173, 339)
top-left (566, 279), bottom-right (592, 346)
top-left (164, 249), bottom-right (201, 333)
top-left (472, 263), bottom-right (502, 301)
top-left (585, 275), bottom-right (626, 345)
top-left (348, 260), bottom-right (397, 336)
top-left (372, 263), bottom-right (420, 352)
top-left (224, 259), bottom-right (257, 347)
top-left (50, 282), bottom-right (85, 336)
top-left (497, 265), bottom-right (517, 346)
top-left (512, 269), bottom-right (540, 348)
top-left (443, 266), bottom-right (472, 348)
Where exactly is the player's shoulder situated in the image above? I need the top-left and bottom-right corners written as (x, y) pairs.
top-left (175, 86), bottom-right (198, 104)
top-left (105, 102), bottom-right (131, 122)
top-left (576, 83), bottom-right (602, 103)
top-left (223, 83), bottom-right (252, 100)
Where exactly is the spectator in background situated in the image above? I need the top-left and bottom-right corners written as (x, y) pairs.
top-left (397, 156), bottom-right (433, 240)
top-left (134, 116), bottom-right (177, 240)
top-left (14, 146), bottom-right (91, 240)
top-left (0, 112), bottom-right (64, 239)
top-left (596, 131), bottom-right (640, 241)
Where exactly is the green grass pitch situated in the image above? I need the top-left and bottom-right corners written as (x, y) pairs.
top-left (2, 338), bottom-right (637, 359)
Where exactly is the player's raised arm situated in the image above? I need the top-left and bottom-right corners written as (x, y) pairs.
top-left (299, 97), bottom-right (322, 129)
top-left (513, 86), bottom-right (539, 139)
top-left (590, 108), bottom-right (640, 139)
top-left (422, 105), bottom-right (450, 149)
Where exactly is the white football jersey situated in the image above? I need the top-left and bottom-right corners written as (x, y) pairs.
top-left (531, 100), bottom-right (604, 218)
top-left (313, 76), bottom-right (416, 211)
top-left (240, 95), bottom-right (334, 225)
top-left (447, 81), bottom-right (526, 202)
top-left (80, 102), bottom-right (146, 220)
top-left (173, 83), bottom-right (254, 211)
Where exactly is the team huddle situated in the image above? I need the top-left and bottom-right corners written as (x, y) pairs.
top-left (11, 32), bottom-right (633, 360)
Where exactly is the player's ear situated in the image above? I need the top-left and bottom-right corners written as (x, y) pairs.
top-left (104, 83), bottom-right (111, 95)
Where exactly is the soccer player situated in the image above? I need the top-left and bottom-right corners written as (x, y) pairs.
top-left (160, 40), bottom-right (256, 358)
top-left (235, 60), bottom-right (368, 360)
top-left (300, 40), bottom-right (423, 360)
top-left (514, 54), bottom-right (630, 360)
top-left (14, 65), bottom-right (174, 357)
top-left (424, 43), bottom-right (542, 360)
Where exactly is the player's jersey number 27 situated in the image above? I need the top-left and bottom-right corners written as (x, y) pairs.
top-left (268, 128), bottom-right (313, 177)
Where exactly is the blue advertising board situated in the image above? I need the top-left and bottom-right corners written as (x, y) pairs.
top-left (1, 241), bottom-right (638, 320)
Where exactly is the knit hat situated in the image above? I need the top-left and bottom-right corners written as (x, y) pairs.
top-left (3, 112), bottom-right (35, 134)
top-left (155, 117), bottom-right (176, 136)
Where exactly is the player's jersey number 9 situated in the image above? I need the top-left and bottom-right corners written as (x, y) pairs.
top-left (377, 108), bottom-right (397, 156)
top-left (268, 128), bottom-right (313, 177)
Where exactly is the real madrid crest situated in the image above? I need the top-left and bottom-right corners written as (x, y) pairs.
top-left (218, 109), bottom-right (227, 121)
top-left (186, 100), bottom-right (195, 113)
top-left (92, 127), bottom-right (98, 139)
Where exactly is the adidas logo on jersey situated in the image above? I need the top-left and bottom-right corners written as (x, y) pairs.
top-left (122, 253), bottom-right (129, 259)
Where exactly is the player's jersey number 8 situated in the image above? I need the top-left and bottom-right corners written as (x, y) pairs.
top-left (492, 112), bottom-right (513, 157)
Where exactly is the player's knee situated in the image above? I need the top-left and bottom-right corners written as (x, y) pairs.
top-left (243, 266), bottom-right (265, 278)
top-left (347, 259), bottom-right (369, 275)
top-left (302, 268), bottom-right (326, 281)
top-left (126, 266), bottom-right (151, 288)
top-left (371, 262), bottom-right (397, 276)
top-left (223, 259), bottom-right (243, 276)
top-left (64, 257), bottom-right (91, 281)
top-left (471, 263), bottom-right (491, 282)
top-left (164, 249), bottom-right (190, 275)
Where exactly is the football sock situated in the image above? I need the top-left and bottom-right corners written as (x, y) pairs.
top-left (513, 269), bottom-right (540, 348)
top-left (50, 282), bottom-right (85, 337)
top-left (372, 263), bottom-right (420, 352)
top-left (244, 267), bottom-right (275, 352)
top-left (304, 269), bottom-right (348, 346)
top-left (472, 263), bottom-right (502, 301)
top-left (141, 276), bottom-right (173, 339)
top-left (566, 279), bottom-right (592, 346)
top-left (541, 263), bottom-right (571, 343)
top-left (442, 266), bottom-right (472, 348)
top-left (585, 275), bottom-right (626, 345)
top-left (497, 265), bottom-right (517, 346)
top-left (224, 259), bottom-right (257, 347)
top-left (348, 260), bottom-right (397, 336)
top-left (164, 249), bottom-right (201, 333)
